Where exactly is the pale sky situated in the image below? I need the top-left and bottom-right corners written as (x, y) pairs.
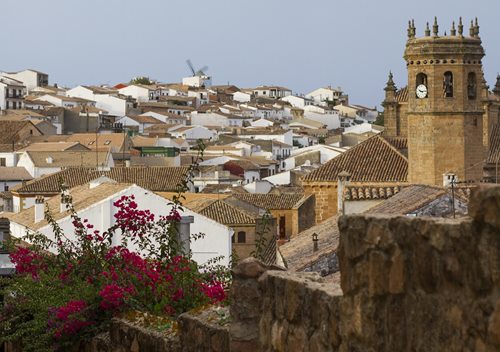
top-left (1, 0), bottom-right (498, 107)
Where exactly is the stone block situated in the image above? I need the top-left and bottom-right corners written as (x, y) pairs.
top-left (469, 186), bottom-right (500, 230)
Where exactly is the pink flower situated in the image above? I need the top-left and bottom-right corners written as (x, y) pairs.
top-left (49, 300), bottom-right (93, 339)
top-left (201, 281), bottom-right (226, 303)
top-left (99, 284), bottom-right (130, 310)
top-left (9, 247), bottom-right (46, 279)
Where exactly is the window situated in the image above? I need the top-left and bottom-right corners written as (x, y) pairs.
top-left (467, 72), bottom-right (477, 100)
top-left (443, 71), bottom-right (454, 97)
top-left (237, 231), bottom-right (246, 243)
top-left (416, 72), bottom-right (428, 87)
top-left (104, 140), bottom-right (111, 145)
top-left (0, 158), bottom-right (6, 166)
top-left (4, 185), bottom-right (8, 191)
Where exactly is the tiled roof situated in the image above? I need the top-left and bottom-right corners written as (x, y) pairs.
top-left (185, 198), bottom-right (257, 225)
top-left (232, 193), bottom-right (307, 210)
top-left (18, 142), bottom-right (89, 152)
top-left (279, 216), bottom-right (339, 272)
top-left (11, 166), bottom-right (189, 195)
top-left (0, 121), bottom-right (41, 144)
top-left (382, 136), bottom-right (408, 152)
top-left (486, 123), bottom-right (500, 164)
top-left (26, 151), bottom-right (110, 168)
top-left (199, 184), bottom-right (247, 194)
top-left (344, 185), bottom-right (402, 201)
top-left (27, 133), bottom-right (127, 152)
top-left (303, 135), bottom-right (408, 183)
top-left (365, 184), bottom-right (448, 215)
top-left (395, 86), bottom-right (408, 103)
top-left (129, 115), bottom-right (164, 124)
top-left (0, 167), bottom-right (33, 181)
top-left (7, 183), bottom-right (130, 230)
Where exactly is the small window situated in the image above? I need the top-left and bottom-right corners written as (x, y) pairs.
top-left (467, 72), bottom-right (477, 100)
top-left (0, 158), bottom-right (6, 166)
top-left (4, 185), bottom-right (8, 191)
top-left (416, 72), bottom-right (427, 86)
top-left (443, 71), bottom-right (454, 98)
top-left (237, 231), bottom-right (246, 243)
top-left (104, 140), bottom-right (111, 145)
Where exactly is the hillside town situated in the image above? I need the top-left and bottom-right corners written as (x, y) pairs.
top-left (1, 14), bottom-right (500, 352)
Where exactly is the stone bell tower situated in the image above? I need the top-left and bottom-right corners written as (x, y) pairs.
top-left (405, 17), bottom-right (487, 185)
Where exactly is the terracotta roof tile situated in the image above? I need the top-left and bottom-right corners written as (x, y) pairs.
top-left (185, 198), bottom-right (257, 225)
top-left (0, 167), bottom-right (33, 181)
top-left (486, 123), bottom-right (500, 164)
top-left (279, 216), bottom-right (339, 272)
top-left (0, 121), bottom-right (41, 144)
top-left (11, 166), bottom-right (189, 195)
top-left (7, 183), bottom-right (130, 230)
top-left (344, 185), bottom-right (402, 200)
top-left (232, 193), bottom-right (307, 210)
top-left (365, 184), bottom-right (448, 215)
top-left (26, 151), bottom-right (110, 168)
top-left (303, 135), bottom-right (408, 182)
top-left (395, 86), bottom-right (408, 103)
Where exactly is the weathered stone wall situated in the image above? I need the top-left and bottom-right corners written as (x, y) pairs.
top-left (297, 194), bottom-right (315, 234)
top-left (178, 306), bottom-right (230, 352)
top-left (337, 186), bottom-right (500, 351)
top-left (229, 186), bottom-right (500, 351)
top-left (259, 271), bottom-right (342, 351)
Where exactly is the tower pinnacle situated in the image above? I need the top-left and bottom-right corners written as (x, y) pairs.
top-left (433, 17), bottom-right (439, 36)
top-left (450, 21), bottom-right (456, 36)
top-left (458, 17), bottom-right (464, 36)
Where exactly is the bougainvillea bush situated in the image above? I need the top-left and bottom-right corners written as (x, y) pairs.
top-left (0, 191), bottom-right (228, 351)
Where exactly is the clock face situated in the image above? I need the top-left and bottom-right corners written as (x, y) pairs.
top-left (416, 84), bottom-right (428, 99)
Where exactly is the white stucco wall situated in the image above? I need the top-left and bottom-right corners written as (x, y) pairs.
top-left (9, 185), bottom-right (232, 266)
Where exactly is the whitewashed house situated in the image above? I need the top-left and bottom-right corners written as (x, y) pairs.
top-left (306, 86), bottom-right (346, 105)
top-left (168, 125), bottom-right (217, 141)
top-left (16, 150), bottom-right (114, 178)
top-left (252, 86), bottom-right (292, 99)
top-left (249, 118), bottom-right (274, 128)
top-left (66, 86), bottom-right (134, 117)
top-left (118, 84), bottom-right (159, 103)
top-left (36, 94), bottom-right (95, 108)
top-left (0, 76), bottom-right (25, 110)
top-left (0, 69), bottom-right (48, 92)
top-left (190, 112), bottom-right (251, 127)
top-left (303, 105), bottom-right (341, 130)
top-left (280, 95), bottom-right (313, 108)
top-left (7, 182), bottom-right (233, 266)
top-left (238, 129), bottom-right (293, 146)
top-left (116, 115), bottom-right (164, 134)
top-left (232, 91), bottom-right (252, 103)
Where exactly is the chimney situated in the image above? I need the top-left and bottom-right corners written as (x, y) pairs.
top-left (34, 196), bottom-right (45, 223)
top-left (337, 171), bottom-right (351, 216)
top-left (312, 232), bottom-right (319, 252)
top-left (176, 216), bottom-right (194, 255)
top-left (443, 172), bottom-right (457, 187)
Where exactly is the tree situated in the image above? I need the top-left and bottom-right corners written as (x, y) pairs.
top-left (129, 76), bottom-right (153, 85)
